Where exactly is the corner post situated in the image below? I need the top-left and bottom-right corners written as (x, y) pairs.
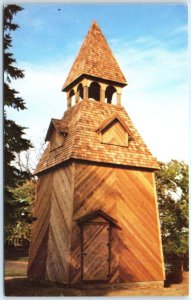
top-left (82, 79), bottom-right (91, 100)
top-left (116, 87), bottom-right (122, 105)
top-left (67, 92), bottom-right (72, 109)
top-left (100, 83), bottom-right (107, 103)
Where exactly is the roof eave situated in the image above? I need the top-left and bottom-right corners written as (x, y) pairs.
top-left (62, 73), bottom-right (128, 92)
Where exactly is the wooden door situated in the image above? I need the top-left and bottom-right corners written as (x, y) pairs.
top-left (82, 223), bottom-right (110, 282)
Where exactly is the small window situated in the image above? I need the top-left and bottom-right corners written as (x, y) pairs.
top-left (101, 119), bottom-right (128, 147)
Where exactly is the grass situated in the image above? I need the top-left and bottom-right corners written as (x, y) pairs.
top-left (4, 275), bottom-right (189, 297)
top-left (4, 258), bottom-right (28, 277)
top-left (5, 269), bottom-right (27, 277)
top-left (4, 251), bottom-right (189, 296)
top-left (4, 259), bottom-right (189, 297)
top-left (5, 278), bottom-right (66, 296)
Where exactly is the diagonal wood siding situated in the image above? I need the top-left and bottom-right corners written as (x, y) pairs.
top-left (68, 162), bottom-right (164, 283)
top-left (69, 162), bottom-right (118, 283)
top-left (28, 163), bottom-right (75, 283)
top-left (45, 164), bottom-right (74, 283)
top-left (115, 168), bottom-right (165, 282)
top-left (28, 161), bottom-right (164, 284)
top-left (27, 173), bottom-right (53, 278)
top-left (101, 120), bottom-right (128, 146)
top-left (83, 223), bottom-right (109, 281)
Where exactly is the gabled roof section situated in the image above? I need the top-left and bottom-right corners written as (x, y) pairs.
top-left (96, 113), bottom-right (133, 138)
top-left (45, 118), bottom-right (69, 142)
top-left (62, 21), bottom-right (127, 91)
top-left (76, 209), bottom-right (121, 229)
top-left (35, 100), bottom-right (160, 175)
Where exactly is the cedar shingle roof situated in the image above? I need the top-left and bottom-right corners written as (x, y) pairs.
top-left (34, 100), bottom-right (159, 175)
top-left (62, 21), bottom-right (127, 91)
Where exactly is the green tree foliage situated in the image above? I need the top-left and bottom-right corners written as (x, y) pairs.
top-left (4, 5), bottom-right (32, 228)
top-left (155, 160), bottom-right (189, 263)
top-left (5, 180), bottom-right (36, 247)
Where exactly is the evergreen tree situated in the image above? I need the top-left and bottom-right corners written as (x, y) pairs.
top-left (4, 5), bottom-right (32, 228)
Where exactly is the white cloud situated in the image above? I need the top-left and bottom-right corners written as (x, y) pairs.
top-left (30, 18), bottom-right (45, 31)
top-left (115, 36), bottom-right (188, 162)
top-left (173, 25), bottom-right (188, 34)
top-left (6, 59), bottom-right (72, 157)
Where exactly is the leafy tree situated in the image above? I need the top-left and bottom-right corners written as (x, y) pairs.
top-left (4, 5), bottom-right (32, 230)
top-left (155, 160), bottom-right (189, 267)
top-left (5, 180), bottom-right (36, 247)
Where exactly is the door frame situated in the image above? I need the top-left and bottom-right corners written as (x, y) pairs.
top-left (80, 222), bottom-right (112, 283)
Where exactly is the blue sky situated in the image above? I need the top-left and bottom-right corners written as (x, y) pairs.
top-left (6, 3), bottom-right (188, 167)
top-left (12, 3), bottom-right (187, 63)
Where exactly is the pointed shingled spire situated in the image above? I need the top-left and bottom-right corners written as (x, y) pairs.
top-left (62, 21), bottom-right (127, 91)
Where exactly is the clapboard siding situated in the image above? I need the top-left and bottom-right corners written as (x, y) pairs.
top-left (68, 162), bottom-right (164, 283)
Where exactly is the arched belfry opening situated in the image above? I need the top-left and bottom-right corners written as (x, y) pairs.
top-left (105, 85), bottom-right (116, 104)
top-left (77, 83), bottom-right (83, 101)
top-left (89, 82), bottom-right (100, 101)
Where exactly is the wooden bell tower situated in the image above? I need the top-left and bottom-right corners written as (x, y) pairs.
top-left (28, 21), bottom-right (165, 286)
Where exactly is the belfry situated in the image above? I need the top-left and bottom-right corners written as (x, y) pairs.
top-left (63, 21), bottom-right (127, 108)
top-left (28, 21), bottom-right (165, 285)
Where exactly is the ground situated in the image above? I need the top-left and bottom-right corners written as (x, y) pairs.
top-left (4, 258), bottom-right (189, 296)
